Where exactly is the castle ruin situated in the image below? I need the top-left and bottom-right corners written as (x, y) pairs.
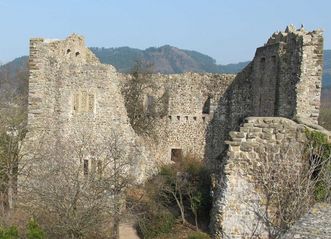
top-left (25, 25), bottom-right (326, 238)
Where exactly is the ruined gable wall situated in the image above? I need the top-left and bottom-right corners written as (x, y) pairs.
top-left (205, 64), bottom-right (254, 166)
top-left (27, 35), bottom-right (154, 181)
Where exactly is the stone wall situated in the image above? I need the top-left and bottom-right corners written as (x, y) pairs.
top-left (27, 26), bottom-right (324, 170)
top-left (27, 34), bottom-right (154, 182)
top-left (281, 203), bottom-right (331, 239)
top-left (208, 26), bottom-right (325, 238)
top-left (210, 117), bottom-right (308, 239)
top-left (264, 25), bottom-right (323, 123)
top-left (205, 26), bottom-right (324, 166)
top-left (133, 73), bottom-right (235, 164)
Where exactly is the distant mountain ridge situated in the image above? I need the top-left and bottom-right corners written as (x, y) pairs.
top-left (323, 50), bottom-right (331, 88)
top-left (0, 47), bottom-right (330, 96)
top-left (0, 56), bottom-right (28, 95)
top-left (90, 45), bottom-right (249, 74)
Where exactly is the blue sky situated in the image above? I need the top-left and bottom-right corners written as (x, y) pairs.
top-left (0, 0), bottom-right (330, 64)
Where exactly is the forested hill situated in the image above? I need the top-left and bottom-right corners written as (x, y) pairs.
top-left (323, 50), bottom-right (331, 88)
top-left (89, 45), bottom-right (249, 74)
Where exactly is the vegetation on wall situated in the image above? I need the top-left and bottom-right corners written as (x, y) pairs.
top-left (305, 130), bottom-right (331, 202)
top-left (122, 61), bottom-right (169, 138)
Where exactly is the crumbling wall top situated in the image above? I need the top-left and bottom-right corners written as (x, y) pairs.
top-left (266, 24), bottom-right (323, 46)
top-left (30, 33), bottom-right (102, 66)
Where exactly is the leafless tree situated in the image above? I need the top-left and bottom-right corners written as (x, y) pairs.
top-left (0, 96), bottom-right (27, 216)
top-left (244, 139), bottom-right (331, 239)
top-left (20, 131), bottom-right (135, 239)
top-left (156, 155), bottom-right (211, 229)
top-left (158, 165), bottom-right (188, 225)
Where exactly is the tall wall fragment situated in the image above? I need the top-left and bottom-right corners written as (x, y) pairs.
top-left (209, 25), bottom-right (325, 238)
top-left (27, 34), bottom-right (153, 182)
top-left (205, 25), bottom-right (324, 166)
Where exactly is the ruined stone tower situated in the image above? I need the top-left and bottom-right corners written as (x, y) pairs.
top-left (27, 34), bottom-right (153, 181)
top-left (252, 25), bottom-right (323, 123)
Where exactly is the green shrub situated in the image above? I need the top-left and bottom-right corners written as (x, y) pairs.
top-left (314, 161), bottom-right (331, 202)
top-left (315, 181), bottom-right (328, 201)
top-left (0, 226), bottom-right (19, 239)
top-left (137, 207), bottom-right (175, 239)
top-left (305, 130), bottom-right (331, 158)
top-left (305, 130), bottom-right (331, 202)
top-left (27, 219), bottom-right (45, 239)
top-left (187, 231), bottom-right (211, 239)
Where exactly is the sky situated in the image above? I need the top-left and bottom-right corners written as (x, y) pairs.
top-left (0, 0), bottom-right (330, 64)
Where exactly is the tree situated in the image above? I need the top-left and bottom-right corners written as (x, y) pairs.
top-left (157, 155), bottom-right (212, 229)
top-left (21, 131), bottom-right (135, 239)
top-left (244, 131), bottom-right (331, 238)
top-left (122, 60), bottom-right (169, 137)
top-left (159, 164), bottom-right (188, 225)
top-left (0, 60), bottom-right (29, 215)
top-left (184, 159), bottom-right (211, 230)
top-left (0, 96), bottom-right (27, 215)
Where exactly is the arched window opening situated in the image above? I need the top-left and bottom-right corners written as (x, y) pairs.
top-left (271, 55), bottom-right (276, 63)
top-left (83, 159), bottom-right (89, 176)
top-left (202, 96), bottom-right (211, 114)
top-left (144, 95), bottom-right (154, 114)
top-left (260, 57), bottom-right (266, 70)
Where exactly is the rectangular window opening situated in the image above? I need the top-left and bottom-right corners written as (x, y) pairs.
top-left (271, 55), bottom-right (276, 63)
top-left (73, 91), bottom-right (95, 113)
top-left (83, 159), bottom-right (89, 176)
top-left (97, 160), bottom-right (102, 176)
top-left (202, 96), bottom-right (211, 114)
top-left (171, 148), bottom-right (183, 162)
top-left (146, 95), bottom-right (154, 114)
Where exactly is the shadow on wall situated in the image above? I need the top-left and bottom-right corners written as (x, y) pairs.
top-left (204, 62), bottom-right (254, 170)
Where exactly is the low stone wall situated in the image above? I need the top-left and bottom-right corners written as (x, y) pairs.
top-left (211, 117), bottom-right (308, 239)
